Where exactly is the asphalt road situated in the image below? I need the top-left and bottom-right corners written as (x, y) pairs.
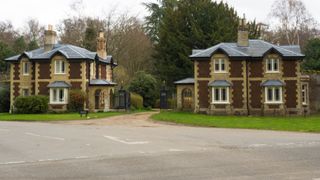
top-left (0, 112), bottom-right (320, 180)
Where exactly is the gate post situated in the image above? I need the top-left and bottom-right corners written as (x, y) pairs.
top-left (160, 82), bottom-right (168, 110)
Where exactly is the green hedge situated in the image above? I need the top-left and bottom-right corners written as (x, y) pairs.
top-left (14, 96), bottom-right (49, 114)
top-left (0, 88), bottom-right (10, 112)
top-left (130, 93), bottom-right (144, 109)
top-left (154, 98), bottom-right (176, 109)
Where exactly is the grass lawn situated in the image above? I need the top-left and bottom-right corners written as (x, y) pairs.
top-left (0, 111), bottom-right (126, 122)
top-left (151, 111), bottom-right (320, 133)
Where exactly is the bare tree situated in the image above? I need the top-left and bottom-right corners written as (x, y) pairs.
top-left (269, 0), bottom-right (319, 47)
top-left (23, 18), bottom-right (45, 46)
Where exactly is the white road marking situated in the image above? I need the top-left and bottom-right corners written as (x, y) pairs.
top-left (75, 156), bottom-right (88, 159)
top-left (169, 149), bottom-right (184, 152)
top-left (104, 135), bottom-right (149, 145)
top-left (0, 161), bottom-right (25, 165)
top-left (25, 132), bottom-right (65, 141)
top-left (248, 144), bottom-right (269, 148)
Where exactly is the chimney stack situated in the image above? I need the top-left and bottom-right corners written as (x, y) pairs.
top-left (97, 31), bottom-right (107, 59)
top-left (44, 25), bottom-right (57, 52)
top-left (237, 14), bottom-right (249, 47)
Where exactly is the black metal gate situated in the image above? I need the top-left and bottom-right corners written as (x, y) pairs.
top-left (160, 86), bottom-right (168, 109)
top-left (112, 88), bottom-right (130, 110)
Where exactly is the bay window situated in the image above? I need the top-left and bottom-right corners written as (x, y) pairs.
top-left (212, 87), bottom-right (229, 104)
top-left (265, 87), bottom-right (282, 104)
top-left (50, 88), bottom-right (68, 104)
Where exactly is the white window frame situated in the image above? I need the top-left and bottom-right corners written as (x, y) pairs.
top-left (22, 89), bottom-right (29, 96)
top-left (214, 58), bottom-right (226, 73)
top-left (22, 62), bottom-right (30, 75)
top-left (55, 60), bottom-right (66, 74)
top-left (266, 58), bottom-right (279, 73)
top-left (265, 87), bottom-right (283, 104)
top-left (212, 87), bottom-right (230, 104)
top-left (302, 84), bottom-right (308, 106)
top-left (50, 88), bottom-right (68, 104)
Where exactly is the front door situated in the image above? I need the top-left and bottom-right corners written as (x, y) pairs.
top-left (182, 88), bottom-right (193, 110)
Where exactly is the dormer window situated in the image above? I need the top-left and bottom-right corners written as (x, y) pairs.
top-left (22, 62), bottom-right (30, 75)
top-left (214, 59), bottom-right (226, 73)
top-left (266, 58), bottom-right (279, 73)
top-left (55, 60), bottom-right (65, 74)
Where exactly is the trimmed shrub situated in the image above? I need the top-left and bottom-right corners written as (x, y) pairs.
top-left (130, 93), bottom-right (143, 109)
top-left (68, 90), bottom-right (86, 112)
top-left (14, 96), bottom-right (49, 114)
top-left (128, 71), bottom-right (157, 107)
top-left (0, 88), bottom-right (10, 112)
top-left (153, 98), bottom-right (176, 109)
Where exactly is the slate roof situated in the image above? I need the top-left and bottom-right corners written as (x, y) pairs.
top-left (261, 80), bottom-right (285, 87)
top-left (89, 79), bottom-right (117, 86)
top-left (174, 78), bottom-right (195, 85)
top-left (5, 44), bottom-right (115, 65)
top-left (47, 81), bottom-right (71, 88)
top-left (190, 40), bottom-right (304, 59)
top-left (208, 80), bottom-right (232, 87)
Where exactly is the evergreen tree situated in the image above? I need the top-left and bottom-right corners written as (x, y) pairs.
top-left (303, 38), bottom-right (320, 71)
top-left (27, 39), bottom-right (39, 51)
top-left (13, 36), bottom-right (27, 54)
top-left (147, 0), bottom-right (239, 86)
top-left (0, 41), bottom-right (13, 73)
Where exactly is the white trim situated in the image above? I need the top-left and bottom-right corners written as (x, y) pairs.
top-left (214, 58), bottom-right (227, 73)
top-left (302, 84), bottom-right (308, 106)
top-left (212, 87), bottom-right (229, 104)
top-left (22, 62), bottom-right (30, 76)
top-left (266, 58), bottom-right (280, 73)
top-left (54, 60), bottom-right (66, 74)
top-left (50, 88), bottom-right (68, 104)
top-left (264, 87), bottom-right (283, 104)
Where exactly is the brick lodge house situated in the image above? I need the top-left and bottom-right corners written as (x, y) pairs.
top-left (5, 25), bottom-right (117, 112)
top-left (175, 19), bottom-right (310, 116)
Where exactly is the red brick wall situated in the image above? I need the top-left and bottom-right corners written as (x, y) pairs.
top-left (198, 80), bottom-right (209, 108)
top-left (13, 82), bottom-right (19, 98)
top-left (197, 60), bottom-right (210, 78)
top-left (230, 60), bottom-right (243, 78)
top-left (250, 81), bottom-right (262, 108)
top-left (249, 61), bottom-right (263, 77)
top-left (232, 81), bottom-right (244, 108)
top-left (69, 62), bottom-right (82, 79)
top-left (285, 80), bottom-right (297, 108)
top-left (38, 62), bottom-right (51, 79)
top-left (101, 65), bottom-right (106, 79)
top-left (38, 82), bottom-right (49, 95)
top-left (283, 60), bottom-right (297, 77)
top-left (13, 63), bottom-right (20, 80)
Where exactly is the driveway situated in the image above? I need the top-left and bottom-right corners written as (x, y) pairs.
top-left (0, 112), bottom-right (320, 179)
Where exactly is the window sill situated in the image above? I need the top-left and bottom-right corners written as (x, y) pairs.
top-left (211, 102), bottom-right (230, 105)
top-left (54, 73), bottom-right (66, 75)
top-left (50, 102), bottom-right (67, 105)
top-left (22, 74), bottom-right (30, 76)
top-left (266, 71), bottom-right (280, 74)
top-left (264, 102), bottom-right (283, 105)
top-left (213, 71), bottom-right (227, 74)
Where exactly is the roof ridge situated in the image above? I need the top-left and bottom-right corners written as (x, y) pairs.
top-left (222, 44), bottom-right (249, 56)
top-left (259, 40), bottom-right (302, 56)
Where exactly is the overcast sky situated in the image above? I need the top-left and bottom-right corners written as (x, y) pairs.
top-left (0, 0), bottom-right (319, 31)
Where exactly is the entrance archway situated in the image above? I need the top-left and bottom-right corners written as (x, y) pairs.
top-left (182, 88), bottom-right (193, 109)
top-left (95, 89), bottom-right (101, 109)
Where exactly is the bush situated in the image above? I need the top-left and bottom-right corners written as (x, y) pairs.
top-left (154, 99), bottom-right (160, 108)
top-left (0, 88), bottom-right (10, 112)
top-left (68, 90), bottom-right (86, 112)
top-left (130, 93), bottom-right (143, 109)
top-left (153, 98), bottom-right (176, 109)
top-left (14, 96), bottom-right (49, 114)
top-left (128, 71), bottom-right (157, 107)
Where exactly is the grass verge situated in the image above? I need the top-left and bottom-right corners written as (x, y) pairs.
top-left (151, 111), bottom-right (320, 133)
top-left (0, 111), bottom-right (125, 122)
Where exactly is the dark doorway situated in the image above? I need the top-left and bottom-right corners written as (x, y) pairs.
top-left (95, 89), bottom-right (101, 109)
